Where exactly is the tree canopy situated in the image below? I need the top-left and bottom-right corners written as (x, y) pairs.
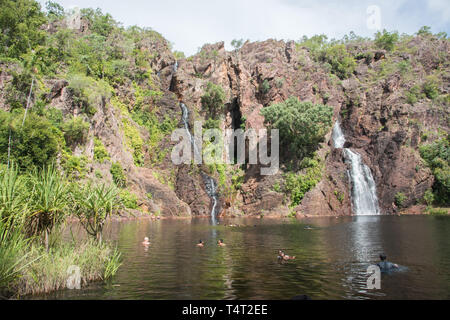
top-left (261, 97), bottom-right (333, 157)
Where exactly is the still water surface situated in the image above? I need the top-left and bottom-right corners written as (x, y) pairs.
top-left (32, 215), bottom-right (450, 299)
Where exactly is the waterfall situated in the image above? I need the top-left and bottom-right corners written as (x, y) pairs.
top-left (179, 103), bottom-right (219, 223)
top-left (203, 174), bottom-right (218, 225)
top-left (173, 60), bottom-right (178, 73)
top-left (332, 121), bottom-right (380, 215)
top-left (332, 120), bottom-right (346, 149)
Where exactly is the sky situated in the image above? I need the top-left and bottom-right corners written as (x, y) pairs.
top-left (37, 0), bottom-right (450, 56)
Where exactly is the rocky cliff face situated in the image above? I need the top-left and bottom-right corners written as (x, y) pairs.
top-left (168, 36), bottom-right (448, 216)
top-left (2, 19), bottom-right (447, 217)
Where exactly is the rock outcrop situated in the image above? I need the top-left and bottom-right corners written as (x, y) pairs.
top-left (2, 20), bottom-right (447, 217)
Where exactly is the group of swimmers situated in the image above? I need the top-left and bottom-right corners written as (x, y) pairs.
top-left (196, 239), bottom-right (226, 247)
top-left (142, 237), bottom-right (399, 271)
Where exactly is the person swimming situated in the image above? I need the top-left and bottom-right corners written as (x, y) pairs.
top-left (217, 239), bottom-right (226, 247)
top-left (278, 250), bottom-right (296, 261)
top-left (377, 254), bottom-right (398, 271)
top-left (196, 240), bottom-right (204, 247)
top-left (142, 237), bottom-right (150, 246)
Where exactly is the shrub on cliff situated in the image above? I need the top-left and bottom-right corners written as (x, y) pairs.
top-left (375, 29), bottom-right (399, 52)
top-left (0, 110), bottom-right (62, 170)
top-left (261, 97), bottom-right (333, 157)
top-left (61, 116), bottom-right (90, 147)
top-left (94, 137), bottom-right (110, 163)
top-left (201, 82), bottom-right (226, 118)
top-left (284, 155), bottom-right (323, 207)
top-left (0, 0), bottom-right (47, 58)
top-left (110, 162), bottom-right (126, 188)
top-left (394, 192), bottom-right (407, 208)
top-left (419, 136), bottom-right (450, 205)
top-left (319, 44), bottom-right (356, 79)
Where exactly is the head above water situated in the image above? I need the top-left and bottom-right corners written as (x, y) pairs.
top-left (380, 254), bottom-right (387, 261)
top-left (144, 237), bottom-right (149, 241)
top-left (199, 240), bottom-right (203, 244)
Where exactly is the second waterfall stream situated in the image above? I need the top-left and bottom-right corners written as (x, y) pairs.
top-left (332, 121), bottom-right (380, 215)
top-left (180, 103), bottom-right (219, 224)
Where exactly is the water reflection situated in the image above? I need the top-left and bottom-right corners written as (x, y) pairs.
top-left (31, 216), bottom-right (450, 300)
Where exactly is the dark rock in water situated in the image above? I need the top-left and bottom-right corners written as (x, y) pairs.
top-left (291, 294), bottom-right (311, 300)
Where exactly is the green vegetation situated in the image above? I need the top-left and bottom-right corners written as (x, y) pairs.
top-left (405, 85), bottom-right (423, 104)
top-left (426, 207), bottom-right (449, 215)
top-left (422, 76), bottom-right (440, 100)
top-left (122, 117), bottom-right (144, 166)
top-left (94, 137), bottom-right (110, 163)
top-left (201, 82), bottom-right (226, 118)
top-left (0, 0), bottom-right (47, 58)
top-left (284, 155), bottom-right (324, 207)
top-left (259, 79), bottom-right (271, 94)
top-left (61, 153), bottom-right (88, 179)
top-left (319, 44), bottom-right (356, 79)
top-left (419, 136), bottom-right (449, 205)
top-left (394, 192), bottom-right (407, 208)
top-left (61, 116), bottom-right (89, 147)
top-left (261, 97), bottom-right (333, 157)
top-left (110, 162), bottom-right (126, 188)
top-left (72, 182), bottom-right (121, 242)
top-left (296, 35), bottom-right (356, 79)
top-left (231, 39), bottom-right (244, 50)
top-left (375, 29), bottom-right (399, 52)
top-left (0, 110), bottom-right (62, 170)
top-left (0, 165), bottom-right (121, 297)
top-left (119, 189), bottom-right (139, 210)
top-left (423, 189), bottom-right (434, 206)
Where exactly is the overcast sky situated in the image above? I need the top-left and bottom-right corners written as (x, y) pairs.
top-left (38, 0), bottom-right (450, 56)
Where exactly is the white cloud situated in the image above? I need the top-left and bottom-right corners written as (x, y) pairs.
top-left (38, 0), bottom-right (449, 56)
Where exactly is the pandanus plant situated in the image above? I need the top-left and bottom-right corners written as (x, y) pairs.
top-left (0, 163), bottom-right (29, 231)
top-left (72, 183), bottom-right (121, 243)
top-left (27, 165), bottom-right (68, 251)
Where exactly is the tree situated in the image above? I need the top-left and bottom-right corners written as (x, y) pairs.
top-left (0, 0), bottom-right (47, 58)
top-left (260, 97), bottom-right (333, 157)
top-left (72, 183), bottom-right (121, 243)
top-left (417, 26), bottom-right (432, 37)
top-left (61, 116), bottom-right (90, 147)
top-left (0, 110), bottom-right (62, 170)
top-left (45, 1), bottom-right (64, 21)
top-left (231, 39), bottom-right (244, 50)
top-left (201, 82), bottom-right (226, 118)
top-left (319, 44), bottom-right (356, 79)
top-left (419, 136), bottom-right (449, 205)
top-left (375, 29), bottom-right (399, 52)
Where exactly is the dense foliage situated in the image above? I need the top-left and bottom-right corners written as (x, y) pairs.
top-left (201, 82), bottom-right (226, 118)
top-left (261, 97), bottom-right (333, 157)
top-left (419, 136), bottom-right (450, 205)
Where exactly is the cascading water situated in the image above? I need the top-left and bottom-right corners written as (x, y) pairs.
top-left (173, 60), bottom-right (178, 73)
top-left (202, 174), bottom-right (219, 225)
top-left (332, 121), bottom-right (380, 215)
top-left (179, 103), bottom-right (219, 224)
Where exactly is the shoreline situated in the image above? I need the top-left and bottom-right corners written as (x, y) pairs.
top-left (65, 205), bottom-right (449, 224)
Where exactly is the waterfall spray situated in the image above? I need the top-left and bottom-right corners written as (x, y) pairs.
top-left (332, 121), bottom-right (380, 215)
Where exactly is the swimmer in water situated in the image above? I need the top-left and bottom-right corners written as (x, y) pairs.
top-left (377, 254), bottom-right (398, 271)
top-left (142, 237), bottom-right (150, 246)
top-left (278, 250), bottom-right (296, 261)
top-left (197, 240), bottom-right (204, 247)
top-left (217, 239), bottom-right (226, 247)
